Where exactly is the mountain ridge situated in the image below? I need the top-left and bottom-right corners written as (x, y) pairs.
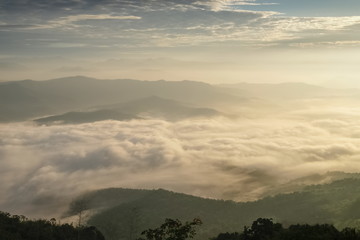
top-left (34, 96), bottom-right (221, 124)
top-left (0, 76), bottom-right (242, 122)
top-left (62, 174), bottom-right (360, 240)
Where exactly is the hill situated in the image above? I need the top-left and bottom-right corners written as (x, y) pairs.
top-left (0, 211), bottom-right (105, 240)
top-left (0, 76), bottom-right (243, 122)
top-left (34, 109), bottom-right (139, 124)
top-left (218, 82), bottom-right (359, 99)
top-left (66, 177), bottom-right (360, 240)
top-left (101, 96), bottom-right (220, 120)
top-left (34, 96), bottom-right (220, 124)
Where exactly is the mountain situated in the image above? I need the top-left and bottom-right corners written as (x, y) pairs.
top-left (218, 82), bottom-right (359, 99)
top-left (66, 176), bottom-right (360, 240)
top-left (261, 171), bottom-right (360, 197)
top-left (0, 76), bottom-right (243, 122)
top-left (34, 109), bottom-right (139, 124)
top-left (34, 96), bottom-right (220, 124)
top-left (0, 211), bottom-right (105, 240)
top-left (102, 96), bottom-right (220, 120)
top-left (322, 79), bottom-right (360, 89)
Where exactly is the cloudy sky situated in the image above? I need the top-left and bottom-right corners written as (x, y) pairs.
top-left (1, 0), bottom-right (360, 84)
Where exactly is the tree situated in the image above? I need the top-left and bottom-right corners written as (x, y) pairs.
top-left (127, 207), bottom-right (141, 240)
top-left (68, 198), bottom-right (91, 227)
top-left (138, 218), bottom-right (202, 240)
top-left (0, 211), bottom-right (106, 240)
top-left (212, 232), bottom-right (242, 240)
top-left (79, 226), bottom-right (106, 240)
top-left (242, 218), bottom-right (282, 240)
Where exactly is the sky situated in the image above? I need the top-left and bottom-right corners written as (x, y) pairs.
top-left (1, 0), bottom-right (360, 85)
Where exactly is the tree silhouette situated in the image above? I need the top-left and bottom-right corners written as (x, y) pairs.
top-left (68, 198), bottom-right (91, 227)
top-left (243, 218), bottom-right (283, 240)
top-left (138, 218), bottom-right (202, 240)
top-left (0, 211), bottom-right (105, 240)
top-left (211, 218), bottom-right (360, 240)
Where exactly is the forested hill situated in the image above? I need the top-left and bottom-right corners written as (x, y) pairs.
top-left (0, 211), bottom-right (105, 240)
top-left (67, 178), bottom-right (360, 240)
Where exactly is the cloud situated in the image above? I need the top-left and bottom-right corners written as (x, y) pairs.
top-left (195, 0), bottom-right (278, 12)
top-left (243, 0), bottom-right (360, 17)
top-left (0, 24), bottom-right (37, 30)
top-left (54, 65), bottom-right (93, 72)
top-left (1, 0), bottom-right (360, 49)
top-left (0, 61), bottom-right (27, 70)
top-left (2, 106), bottom-right (360, 218)
top-left (33, 14), bottom-right (141, 29)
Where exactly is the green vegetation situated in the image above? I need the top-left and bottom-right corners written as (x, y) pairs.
top-left (4, 177), bottom-right (360, 240)
top-left (212, 218), bottom-right (360, 240)
top-left (138, 218), bottom-right (202, 240)
top-left (3, 211), bottom-right (360, 240)
top-left (77, 178), bottom-right (360, 240)
top-left (0, 211), bottom-right (105, 240)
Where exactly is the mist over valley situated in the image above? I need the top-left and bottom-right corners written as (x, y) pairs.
top-left (1, 77), bottom-right (360, 225)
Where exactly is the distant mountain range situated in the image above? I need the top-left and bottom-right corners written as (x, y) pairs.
top-left (0, 76), bottom-right (242, 122)
top-left (34, 96), bottom-right (220, 124)
top-left (218, 82), bottom-right (360, 99)
top-left (34, 109), bottom-right (139, 125)
top-left (3, 76), bottom-right (359, 122)
top-left (65, 172), bottom-right (360, 240)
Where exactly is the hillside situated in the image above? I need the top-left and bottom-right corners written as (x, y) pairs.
top-left (100, 96), bottom-right (220, 120)
top-left (66, 177), bottom-right (360, 240)
top-left (218, 82), bottom-right (359, 99)
top-left (0, 211), bottom-right (105, 240)
top-left (34, 109), bottom-right (139, 124)
top-left (0, 76), bottom-right (243, 122)
top-left (34, 96), bottom-right (220, 124)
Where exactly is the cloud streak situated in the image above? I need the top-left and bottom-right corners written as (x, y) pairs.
top-left (33, 14), bottom-right (142, 29)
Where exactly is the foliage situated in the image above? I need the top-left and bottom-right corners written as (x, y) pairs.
top-left (212, 218), bottom-right (360, 240)
top-left (242, 218), bottom-right (283, 240)
top-left (0, 211), bottom-right (105, 240)
top-left (210, 232), bottom-right (242, 240)
top-left (86, 179), bottom-right (360, 240)
top-left (138, 218), bottom-right (202, 240)
top-left (67, 197), bottom-right (91, 227)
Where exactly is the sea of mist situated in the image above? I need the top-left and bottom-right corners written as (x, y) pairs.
top-left (2, 101), bottom-right (360, 218)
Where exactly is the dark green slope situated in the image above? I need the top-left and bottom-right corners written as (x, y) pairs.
top-left (87, 189), bottom-right (245, 240)
top-left (0, 211), bottom-right (105, 240)
top-left (76, 178), bottom-right (360, 240)
top-left (239, 177), bottom-right (360, 228)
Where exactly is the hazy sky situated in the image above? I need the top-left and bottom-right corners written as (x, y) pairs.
top-left (1, 0), bottom-right (360, 84)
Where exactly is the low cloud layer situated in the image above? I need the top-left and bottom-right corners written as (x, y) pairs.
top-left (2, 104), bottom-right (360, 218)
